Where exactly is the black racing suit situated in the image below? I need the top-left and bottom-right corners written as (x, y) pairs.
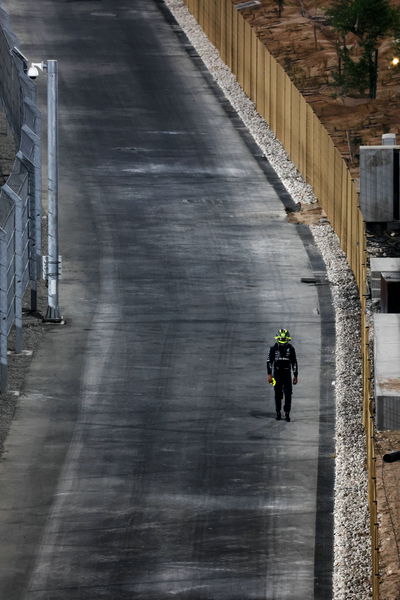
top-left (267, 343), bottom-right (298, 415)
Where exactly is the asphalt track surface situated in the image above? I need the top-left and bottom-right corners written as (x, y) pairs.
top-left (0, 1), bottom-right (335, 599)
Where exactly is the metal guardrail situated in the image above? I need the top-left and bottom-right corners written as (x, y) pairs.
top-left (0, 7), bottom-right (41, 392)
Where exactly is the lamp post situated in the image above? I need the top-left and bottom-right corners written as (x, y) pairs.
top-left (45, 60), bottom-right (62, 322)
top-left (30, 59), bottom-right (62, 322)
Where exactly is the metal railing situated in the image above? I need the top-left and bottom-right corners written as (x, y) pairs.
top-left (0, 7), bottom-right (41, 392)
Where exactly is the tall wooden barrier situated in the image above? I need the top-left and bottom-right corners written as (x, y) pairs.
top-left (182, 0), bottom-right (378, 597)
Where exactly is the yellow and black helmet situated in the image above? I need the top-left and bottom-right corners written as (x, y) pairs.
top-left (275, 328), bottom-right (291, 344)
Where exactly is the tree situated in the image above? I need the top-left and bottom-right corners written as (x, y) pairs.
top-left (275, 0), bottom-right (284, 18)
top-left (327, 0), bottom-right (400, 98)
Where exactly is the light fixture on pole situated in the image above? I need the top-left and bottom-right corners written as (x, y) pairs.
top-left (29, 60), bottom-right (63, 323)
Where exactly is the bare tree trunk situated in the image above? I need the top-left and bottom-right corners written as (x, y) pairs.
top-left (276, 0), bottom-right (284, 18)
top-left (368, 48), bottom-right (378, 99)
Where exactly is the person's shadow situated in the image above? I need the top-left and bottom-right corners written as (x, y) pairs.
top-left (249, 409), bottom-right (273, 419)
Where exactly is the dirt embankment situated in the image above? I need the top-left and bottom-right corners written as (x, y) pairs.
top-left (237, 0), bottom-right (400, 181)
top-left (375, 432), bottom-right (400, 600)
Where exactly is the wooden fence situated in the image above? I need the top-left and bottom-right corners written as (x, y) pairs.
top-left (182, 0), bottom-right (379, 597)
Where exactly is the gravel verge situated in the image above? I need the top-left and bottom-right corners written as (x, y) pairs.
top-left (162, 1), bottom-right (371, 598)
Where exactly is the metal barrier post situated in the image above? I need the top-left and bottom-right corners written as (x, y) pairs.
top-left (0, 227), bottom-right (8, 392)
top-left (3, 183), bottom-right (23, 352)
top-left (32, 120), bottom-right (41, 313)
top-left (44, 59), bottom-right (62, 322)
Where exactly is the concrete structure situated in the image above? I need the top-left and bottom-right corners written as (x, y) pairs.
top-left (370, 257), bottom-right (400, 300)
top-left (360, 145), bottom-right (400, 222)
top-left (374, 314), bottom-right (400, 430)
top-left (382, 133), bottom-right (397, 146)
top-left (380, 272), bottom-right (400, 312)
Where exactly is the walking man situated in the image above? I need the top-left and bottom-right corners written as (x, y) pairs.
top-left (267, 328), bottom-right (298, 421)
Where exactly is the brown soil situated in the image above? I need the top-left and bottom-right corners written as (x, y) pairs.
top-left (237, 0), bottom-right (400, 181)
top-left (234, 0), bottom-right (400, 593)
top-left (376, 432), bottom-right (400, 600)
top-left (286, 201), bottom-right (326, 224)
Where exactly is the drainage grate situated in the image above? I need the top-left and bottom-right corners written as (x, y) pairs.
top-left (235, 0), bottom-right (261, 10)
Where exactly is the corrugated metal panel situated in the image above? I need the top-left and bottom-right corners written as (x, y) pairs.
top-left (376, 396), bottom-right (400, 430)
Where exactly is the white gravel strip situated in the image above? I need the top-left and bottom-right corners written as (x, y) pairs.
top-left (163, 1), bottom-right (371, 598)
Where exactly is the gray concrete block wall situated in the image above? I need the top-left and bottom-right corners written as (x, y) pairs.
top-left (374, 314), bottom-right (400, 430)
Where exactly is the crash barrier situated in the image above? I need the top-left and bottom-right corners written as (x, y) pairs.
top-left (181, 0), bottom-right (378, 597)
top-left (0, 8), bottom-right (41, 392)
